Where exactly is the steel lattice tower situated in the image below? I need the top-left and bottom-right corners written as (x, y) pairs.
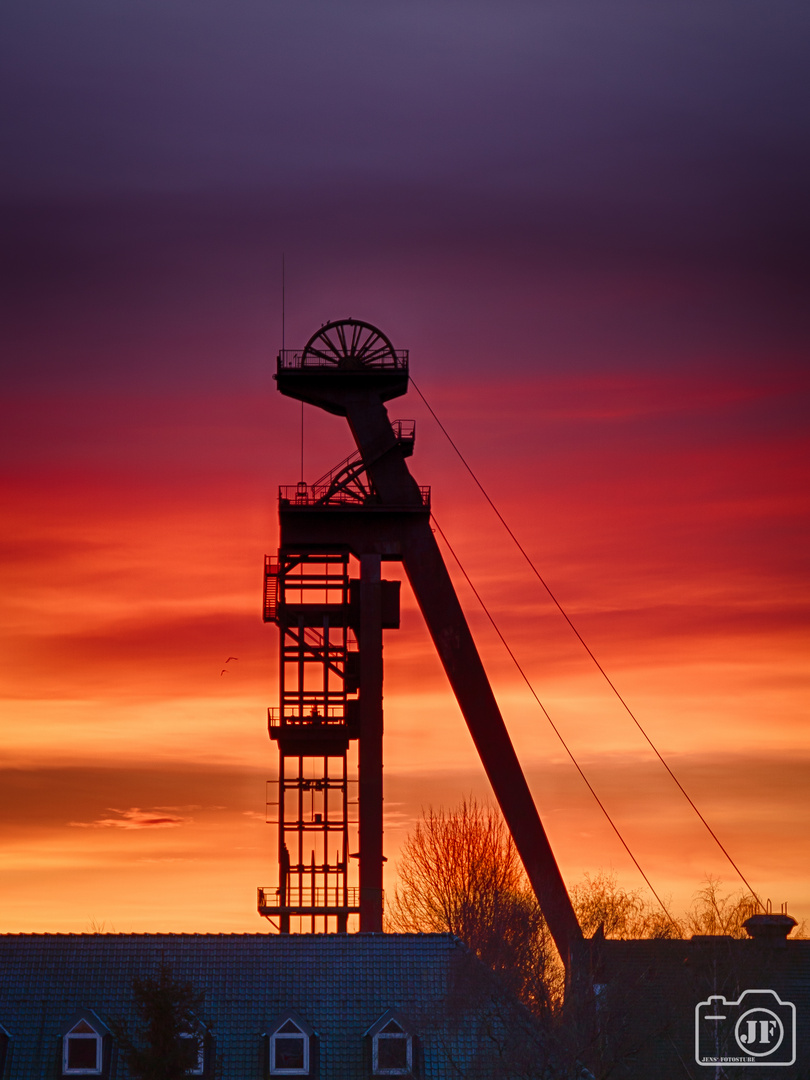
top-left (258, 319), bottom-right (582, 967)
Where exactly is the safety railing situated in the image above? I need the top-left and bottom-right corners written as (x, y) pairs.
top-left (391, 418), bottom-right (415, 444)
top-left (263, 556), bottom-right (280, 622)
top-left (278, 484), bottom-right (430, 509)
top-left (258, 886), bottom-right (361, 911)
top-left (277, 349), bottom-right (407, 371)
top-left (268, 706), bottom-right (350, 728)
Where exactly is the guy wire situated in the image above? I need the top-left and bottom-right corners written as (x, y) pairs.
top-left (432, 513), bottom-right (680, 932)
top-left (411, 375), bottom-right (762, 909)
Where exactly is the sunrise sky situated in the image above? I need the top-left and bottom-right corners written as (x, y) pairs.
top-left (1, 1), bottom-right (808, 936)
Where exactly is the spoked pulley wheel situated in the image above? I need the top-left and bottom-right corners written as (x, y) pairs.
top-left (301, 319), bottom-right (398, 370)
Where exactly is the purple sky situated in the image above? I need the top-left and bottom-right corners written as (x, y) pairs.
top-left (3, 1), bottom-right (808, 392)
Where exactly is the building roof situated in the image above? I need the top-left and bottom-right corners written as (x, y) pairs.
top-left (0, 932), bottom-right (531, 1079)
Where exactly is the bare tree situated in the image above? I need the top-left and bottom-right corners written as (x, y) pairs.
top-left (570, 869), bottom-right (681, 940)
top-left (683, 876), bottom-right (762, 937)
top-left (388, 803), bottom-right (687, 1011)
top-left (387, 798), bottom-right (564, 1013)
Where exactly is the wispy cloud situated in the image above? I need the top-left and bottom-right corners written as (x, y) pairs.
top-left (69, 807), bottom-right (191, 830)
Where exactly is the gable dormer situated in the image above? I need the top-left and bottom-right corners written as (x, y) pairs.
top-left (264, 1011), bottom-right (317, 1076)
top-left (61, 1011), bottom-right (110, 1077)
top-left (177, 1015), bottom-right (216, 1077)
top-left (365, 1009), bottom-right (417, 1076)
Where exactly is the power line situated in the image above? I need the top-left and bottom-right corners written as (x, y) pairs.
top-left (411, 376), bottom-right (763, 908)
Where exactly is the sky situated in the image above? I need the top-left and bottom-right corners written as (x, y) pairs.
top-left (1, 1), bottom-right (808, 936)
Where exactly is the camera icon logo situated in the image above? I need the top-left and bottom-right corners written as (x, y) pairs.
top-left (695, 989), bottom-right (796, 1066)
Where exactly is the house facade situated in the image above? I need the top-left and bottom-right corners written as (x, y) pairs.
top-left (591, 927), bottom-right (810, 1079)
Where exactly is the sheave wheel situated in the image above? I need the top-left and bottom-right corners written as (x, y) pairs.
top-left (301, 319), bottom-right (397, 370)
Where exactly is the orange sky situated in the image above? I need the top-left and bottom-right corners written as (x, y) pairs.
top-left (2, 2), bottom-right (808, 939)
top-left (2, 367), bottom-right (808, 934)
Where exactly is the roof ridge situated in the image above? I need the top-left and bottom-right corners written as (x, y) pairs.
top-left (0, 930), bottom-right (459, 940)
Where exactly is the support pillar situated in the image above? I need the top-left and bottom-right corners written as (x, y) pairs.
top-left (358, 553), bottom-right (384, 931)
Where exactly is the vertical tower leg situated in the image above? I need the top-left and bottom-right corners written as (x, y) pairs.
top-left (278, 754), bottom-right (290, 934)
top-left (359, 553), bottom-right (384, 932)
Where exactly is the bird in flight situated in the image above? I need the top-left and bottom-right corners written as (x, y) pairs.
top-left (220, 669), bottom-right (229, 676)
top-left (225, 656), bottom-right (239, 662)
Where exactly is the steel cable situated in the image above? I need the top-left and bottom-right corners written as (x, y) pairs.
top-left (410, 375), bottom-right (762, 909)
top-left (431, 513), bottom-right (681, 931)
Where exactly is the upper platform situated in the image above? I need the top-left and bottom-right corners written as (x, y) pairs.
top-left (275, 319), bottom-right (409, 414)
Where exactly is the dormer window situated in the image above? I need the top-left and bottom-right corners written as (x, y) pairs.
top-left (266, 1013), bottom-right (315, 1076)
top-left (374, 1020), bottom-right (410, 1074)
top-left (273, 1020), bottom-right (306, 1072)
top-left (0, 1023), bottom-right (10, 1078)
top-left (60, 1012), bottom-right (110, 1079)
top-left (179, 1031), bottom-right (205, 1075)
top-left (63, 1019), bottom-right (101, 1075)
top-left (366, 1011), bottom-right (415, 1076)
